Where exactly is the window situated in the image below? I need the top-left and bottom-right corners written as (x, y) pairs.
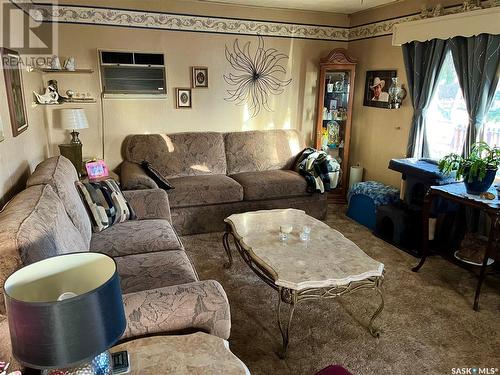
top-left (425, 51), bottom-right (500, 159)
top-left (425, 52), bottom-right (468, 159)
top-left (480, 81), bottom-right (500, 146)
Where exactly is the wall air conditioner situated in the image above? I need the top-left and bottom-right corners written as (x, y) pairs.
top-left (99, 50), bottom-right (167, 98)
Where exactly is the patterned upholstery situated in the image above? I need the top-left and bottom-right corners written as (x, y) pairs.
top-left (224, 129), bottom-right (304, 174)
top-left (122, 280), bottom-right (231, 340)
top-left (76, 179), bottom-right (135, 233)
top-left (116, 250), bottom-right (198, 294)
top-left (347, 181), bottom-right (400, 207)
top-left (26, 156), bottom-right (92, 247)
top-left (120, 161), bottom-right (159, 190)
top-left (167, 175), bottom-right (243, 208)
top-left (122, 189), bottom-right (172, 222)
top-left (230, 170), bottom-right (309, 201)
top-left (0, 185), bottom-right (87, 313)
top-left (90, 219), bottom-right (184, 256)
top-left (124, 132), bottom-right (227, 178)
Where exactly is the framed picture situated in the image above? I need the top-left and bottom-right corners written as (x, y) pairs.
top-left (363, 70), bottom-right (397, 109)
top-left (175, 88), bottom-right (192, 108)
top-left (1, 48), bottom-right (28, 136)
top-left (191, 67), bottom-right (208, 88)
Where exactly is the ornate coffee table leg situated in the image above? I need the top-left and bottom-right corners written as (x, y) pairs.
top-left (368, 277), bottom-right (384, 337)
top-left (222, 228), bottom-right (233, 269)
top-left (277, 287), bottom-right (296, 359)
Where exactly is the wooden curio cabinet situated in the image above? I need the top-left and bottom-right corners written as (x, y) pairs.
top-left (315, 48), bottom-right (356, 203)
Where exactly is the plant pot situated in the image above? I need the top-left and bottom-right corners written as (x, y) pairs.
top-left (463, 168), bottom-right (497, 195)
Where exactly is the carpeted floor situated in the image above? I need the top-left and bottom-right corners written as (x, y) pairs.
top-left (181, 205), bottom-right (500, 375)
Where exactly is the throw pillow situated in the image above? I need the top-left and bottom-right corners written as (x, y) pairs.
top-left (76, 179), bottom-right (136, 233)
top-left (141, 161), bottom-right (174, 191)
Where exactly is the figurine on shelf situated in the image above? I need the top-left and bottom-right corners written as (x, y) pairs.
top-left (33, 84), bottom-right (59, 104)
top-left (63, 57), bottom-right (76, 71)
top-left (321, 128), bottom-right (329, 151)
top-left (462, 0), bottom-right (482, 11)
top-left (420, 5), bottom-right (430, 18)
top-left (432, 3), bottom-right (444, 17)
top-left (51, 55), bottom-right (62, 70)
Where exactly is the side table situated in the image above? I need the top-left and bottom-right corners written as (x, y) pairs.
top-left (110, 332), bottom-right (250, 374)
top-left (413, 182), bottom-right (499, 310)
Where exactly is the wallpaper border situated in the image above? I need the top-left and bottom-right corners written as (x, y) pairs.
top-left (17, 1), bottom-right (495, 42)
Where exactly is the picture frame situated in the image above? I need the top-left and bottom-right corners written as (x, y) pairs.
top-left (175, 88), bottom-right (192, 109)
top-left (1, 48), bottom-right (28, 136)
top-left (363, 70), bottom-right (397, 109)
top-left (191, 67), bottom-right (208, 88)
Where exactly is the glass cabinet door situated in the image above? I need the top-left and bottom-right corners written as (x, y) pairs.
top-left (320, 70), bottom-right (350, 168)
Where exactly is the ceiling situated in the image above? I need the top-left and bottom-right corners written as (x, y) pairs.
top-left (197, 0), bottom-right (400, 14)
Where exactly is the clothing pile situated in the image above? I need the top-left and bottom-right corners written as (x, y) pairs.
top-left (294, 147), bottom-right (341, 193)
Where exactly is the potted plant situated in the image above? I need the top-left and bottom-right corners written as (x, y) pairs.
top-left (438, 141), bottom-right (500, 195)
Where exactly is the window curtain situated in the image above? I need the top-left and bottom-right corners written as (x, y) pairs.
top-left (449, 34), bottom-right (500, 155)
top-left (402, 39), bottom-right (449, 158)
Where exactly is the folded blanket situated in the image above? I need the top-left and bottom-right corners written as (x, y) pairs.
top-left (294, 147), bottom-right (341, 193)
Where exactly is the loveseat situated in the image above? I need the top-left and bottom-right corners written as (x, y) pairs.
top-left (0, 156), bottom-right (230, 369)
top-left (121, 129), bottom-right (327, 235)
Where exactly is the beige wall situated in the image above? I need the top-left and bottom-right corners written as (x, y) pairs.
top-left (45, 24), bottom-right (346, 169)
top-left (347, 0), bottom-right (462, 187)
top-left (0, 40), bottom-right (49, 207)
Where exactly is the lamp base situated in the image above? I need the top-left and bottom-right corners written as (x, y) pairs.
top-left (42, 351), bottom-right (112, 375)
top-left (70, 130), bottom-right (82, 145)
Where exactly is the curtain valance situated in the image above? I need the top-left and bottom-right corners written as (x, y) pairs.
top-left (392, 7), bottom-right (500, 46)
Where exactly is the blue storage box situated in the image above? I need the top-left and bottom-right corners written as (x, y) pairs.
top-left (347, 181), bottom-right (400, 230)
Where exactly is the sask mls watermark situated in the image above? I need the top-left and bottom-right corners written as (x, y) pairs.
top-left (452, 368), bottom-right (499, 374)
top-left (1, 0), bottom-right (58, 65)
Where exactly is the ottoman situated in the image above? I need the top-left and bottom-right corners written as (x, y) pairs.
top-left (347, 181), bottom-right (400, 230)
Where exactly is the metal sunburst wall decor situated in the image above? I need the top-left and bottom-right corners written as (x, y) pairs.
top-left (224, 36), bottom-right (292, 118)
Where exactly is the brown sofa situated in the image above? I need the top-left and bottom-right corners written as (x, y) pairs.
top-left (121, 129), bottom-right (327, 235)
top-left (0, 156), bottom-right (230, 369)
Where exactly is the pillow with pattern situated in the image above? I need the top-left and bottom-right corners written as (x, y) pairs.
top-left (76, 179), bottom-right (136, 233)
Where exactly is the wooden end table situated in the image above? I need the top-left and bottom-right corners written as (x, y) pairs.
top-left (111, 332), bottom-right (249, 374)
top-left (413, 183), bottom-right (499, 311)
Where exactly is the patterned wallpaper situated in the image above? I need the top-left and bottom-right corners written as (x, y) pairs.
top-left (18, 1), bottom-right (497, 41)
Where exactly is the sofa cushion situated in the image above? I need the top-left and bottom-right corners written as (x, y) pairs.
top-left (0, 185), bottom-right (88, 313)
top-left (90, 219), bottom-right (183, 257)
top-left (224, 129), bottom-right (304, 174)
top-left (124, 132), bottom-right (227, 179)
top-left (26, 156), bottom-right (92, 247)
top-left (116, 251), bottom-right (198, 294)
top-left (230, 170), bottom-right (310, 201)
top-left (166, 175), bottom-right (243, 208)
top-left (76, 179), bottom-right (136, 233)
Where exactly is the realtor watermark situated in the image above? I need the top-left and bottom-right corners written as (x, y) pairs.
top-left (1, 0), bottom-right (58, 67)
top-left (451, 368), bottom-right (499, 374)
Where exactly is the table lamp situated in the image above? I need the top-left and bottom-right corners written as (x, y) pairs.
top-left (60, 108), bottom-right (89, 145)
top-left (4, 253), bottom-right (126, 375)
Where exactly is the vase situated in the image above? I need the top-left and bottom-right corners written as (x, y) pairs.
top-left (463, 168), bottom-right (497, 195)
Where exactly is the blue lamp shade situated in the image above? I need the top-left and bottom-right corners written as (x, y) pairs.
top-left (4, 253), bottom-right (126, 370)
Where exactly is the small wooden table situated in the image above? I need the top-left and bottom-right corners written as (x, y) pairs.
top-left (223, 209), bottom-right (385, 358)
top-left (111, 332), bottom-right (249, 374)
top-left (413, 183), bottom-right (499, 311)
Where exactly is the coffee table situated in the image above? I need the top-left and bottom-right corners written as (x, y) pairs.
top-left (111, 332), bottom-right (249, 374)
top-left (223, 208), bottom-right (385, 357)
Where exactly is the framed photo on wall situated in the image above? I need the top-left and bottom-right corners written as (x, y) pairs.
top-left (175, 88), bottom-right (192, 109)
top-left (1, 48), bottom-right (28, 136)
top-left (363, 70), bottom-right (397, 109)
top-left (191, 67), bottom-right (208, 88)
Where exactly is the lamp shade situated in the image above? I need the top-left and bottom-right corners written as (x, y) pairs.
top-left (4, 253), bottom-right (126, 370)
top-left (59, 108), bottom-right (89, 130)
